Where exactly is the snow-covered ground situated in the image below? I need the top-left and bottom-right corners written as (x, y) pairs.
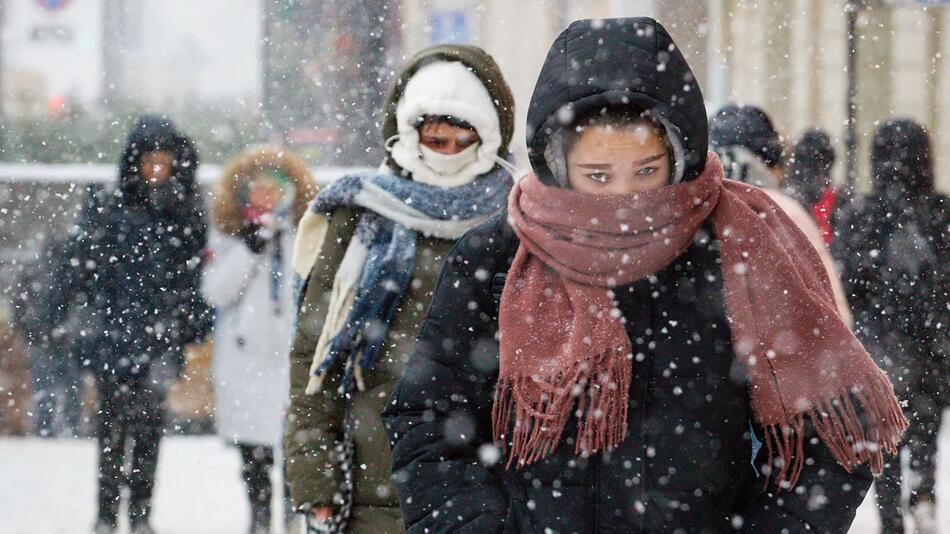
top-left (0, 436), bottom-right (298, 534)
top-left (0, 430), bottom-right (946, 533)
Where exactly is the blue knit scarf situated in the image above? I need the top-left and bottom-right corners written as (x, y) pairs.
top-left (304, 165), bottom-right (512, 393)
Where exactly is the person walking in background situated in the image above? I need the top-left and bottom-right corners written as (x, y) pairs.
top-left (784, 129), bottom-right (840, 245)
top-left (48, 115), bottom-right (210, 534)
top-left (12, 236), bottom-right (85, 438)
top-left (384, 17), bottom-right (905, 533)
top-left (202, 145), bottom-right (316, 534)
top-left (710, 104), bottom-right (852, 326)
top-left (284, 44), bottom-right (517, 533)
top-left (709, 103), bottom-right (786, 189)
top-left (834, 119), bottom-right (950, 534)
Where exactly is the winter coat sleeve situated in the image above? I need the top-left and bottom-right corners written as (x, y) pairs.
top-left (175, 208), bottom-right (212, 346)
top-left (284, 207), bottom-right (360, 511)
top-left (382, 229), bottom-right (510, 534)
top-left (14, 238), bottom-right (73, 347)
top-left (200, 233), bottom-right (259, 309)
top-left (737, 420), bottom-right (874, 532)
top-left (48, 226), bottom-right (96, 330)
top-left (832, 199), bottom-right (878, 334)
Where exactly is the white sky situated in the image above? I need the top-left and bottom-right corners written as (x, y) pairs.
top-left (2, 0), bottom-right (261, 112)
top-left (125, 0), bottom-right (261, 109)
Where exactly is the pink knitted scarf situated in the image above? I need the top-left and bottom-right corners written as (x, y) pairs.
top-left (494, 153), bottom-right (906, 489)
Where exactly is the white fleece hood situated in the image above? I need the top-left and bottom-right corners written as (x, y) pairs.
top-left (388, 60), bottom-right (503, 188)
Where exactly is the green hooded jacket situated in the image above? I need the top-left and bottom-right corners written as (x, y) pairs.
top-left (284, 44), bottom-right (514, 533)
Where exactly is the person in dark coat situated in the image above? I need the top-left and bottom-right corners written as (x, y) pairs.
top-left (784, 130), bottom-right (841, 245)
top-left (709, 104), bottom-right (785, 189)
top-left (52, 115), bottom-right (209, 534)
top-left (834, 118), bottom-right (950, 534)
top-left (12, 236), bottom-right (84, 438)
top-left (384, 18), bottom-right (906, 534)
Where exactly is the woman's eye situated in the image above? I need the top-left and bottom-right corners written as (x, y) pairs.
top-left (587, 172), bottom-right (609, 183)
top-left (636, 166), bottom-right (658, 176)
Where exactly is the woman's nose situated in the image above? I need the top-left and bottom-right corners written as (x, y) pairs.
top-left (445, 141), bottom-right (465, 155)
top-left (607, 183), bottom-right (641, 195)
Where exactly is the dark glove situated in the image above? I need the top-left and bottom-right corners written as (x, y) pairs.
top-left (238, 221), bottom-right (268, 254)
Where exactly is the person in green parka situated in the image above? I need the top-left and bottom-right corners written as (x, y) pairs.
top-left (284, 44), bottom-right (517, 533)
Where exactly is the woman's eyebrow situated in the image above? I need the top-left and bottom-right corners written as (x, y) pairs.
top-left (633, 153), bottom-right (666, 166)
top-left (575, 153), bottom-right (665, 169)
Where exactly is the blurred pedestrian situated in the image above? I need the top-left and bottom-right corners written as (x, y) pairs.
top-left (203, 145), bottom-right (316, 534)
top-left (711, 104), bottom-right (852, 326)
top-left (384, 17), bottom-right (905, 533)
top-left (834, 118), bottom-right (950, 534)
top-left (784, 129), bottom-right (840, 244)
top-left (12, 237), bottom-right (84, 438)
top-left (50, 115), bottom-right (210, 534)
top-left (710, 103), bottom-right (786, 189)
top-left (284, 44), bottom-right (516, 533)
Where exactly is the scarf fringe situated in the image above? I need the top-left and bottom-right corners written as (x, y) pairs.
top-left (493, 353), bottom-right (631, 468)
top-left (305, 284), bottom-right (358, 395)
top-left (760, 372), bottom-right (907, 491)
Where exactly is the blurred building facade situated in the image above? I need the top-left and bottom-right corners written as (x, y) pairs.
top-left (1, 0), bottom-right (104, 117)
top-left (261, 0), bottom-right (401, 164)
top-left (0, 0), bottom-right (947, 185)
top-left (1, 0), bottom-right (260, 116)
top-left (401, 0), bottom-right (949, 191)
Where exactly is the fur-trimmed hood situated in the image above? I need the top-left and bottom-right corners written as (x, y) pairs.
top-left (213, 145), bottom-right (318, 236)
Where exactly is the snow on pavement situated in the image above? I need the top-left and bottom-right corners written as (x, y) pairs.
top-left (0, 429), bottom-right (947, 533)
top-left (0, 436), bottom-right (295, 534)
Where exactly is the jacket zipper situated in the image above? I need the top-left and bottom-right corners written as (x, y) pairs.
top-left (593, 451), bottom-right (600, 532)
top-left (636, 287), bottom-right (654, 533)
top-left (637, 344), bottom-right (650, 532)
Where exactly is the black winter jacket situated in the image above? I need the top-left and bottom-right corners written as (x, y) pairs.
top-left (55, 116), bottom-right (210, 382)
top-left (384, 17), bottom-right (872, 533)
top-left (383, 212), bottom-right (872, 534)
top-left (834, 194), bottom-right (950, 402)
top-left (834, 117), bottom-right (950, 405)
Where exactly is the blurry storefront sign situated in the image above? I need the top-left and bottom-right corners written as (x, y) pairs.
top-left (284, 127), bottom-right (339, 147)
top-left (30, 0), bottom-right (75, 42)
top-left (35, 0), bottom-right (73, 12)
top-left (429, 9), bottom-right (470, 44)
top-left (3, 0), bottom-right (102, 112)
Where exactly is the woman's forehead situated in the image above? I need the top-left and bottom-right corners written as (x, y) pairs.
top-left (142, 150), bottom-right (173, 159)
top-left (576, 125), bottom-right (666, 150)
top-left (421, 120), bottom-right (472, 132)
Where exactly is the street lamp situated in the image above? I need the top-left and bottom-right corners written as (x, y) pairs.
top-left (844, 0), bottom-right (862, 196)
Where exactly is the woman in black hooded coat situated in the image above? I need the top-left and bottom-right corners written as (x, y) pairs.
top-left (384, 18), bottom-right (878, 534)
top-left (834, 119), bottom-right (950, 533)
top-left (53, 115), bottom-right (209, 532)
